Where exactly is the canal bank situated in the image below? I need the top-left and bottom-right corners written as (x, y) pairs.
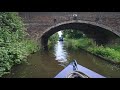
top-left (2, 41), bottom-right (120, 78)
top-left (63, 38), bottom-right (120, 65)
top-left (78, 48), bottom-right (120, 66)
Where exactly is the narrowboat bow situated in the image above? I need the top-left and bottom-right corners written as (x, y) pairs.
top-left (54, 60), bottom-right (105, 78)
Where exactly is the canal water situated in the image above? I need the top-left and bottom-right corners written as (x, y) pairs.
top-left (3, 41), bottom-right (120, 78)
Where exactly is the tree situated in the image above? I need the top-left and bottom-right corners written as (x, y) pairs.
top-left (63, 29), bottom-right (86, 39)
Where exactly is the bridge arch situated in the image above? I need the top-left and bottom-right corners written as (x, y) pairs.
top-left (40, 20), bottom-right (119, 49)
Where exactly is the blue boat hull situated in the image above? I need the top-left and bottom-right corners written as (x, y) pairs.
top-left (54, 63), bottom-right (105, 78)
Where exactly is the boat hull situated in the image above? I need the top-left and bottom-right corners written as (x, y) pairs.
top-left (55, 63), bottom-right (105, 78)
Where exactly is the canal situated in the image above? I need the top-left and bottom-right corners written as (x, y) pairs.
top-left (3, 41), bottom-right (120, 78)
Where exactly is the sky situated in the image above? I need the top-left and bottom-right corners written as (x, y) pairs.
top-left (58, 31), bottom-right (62, 37)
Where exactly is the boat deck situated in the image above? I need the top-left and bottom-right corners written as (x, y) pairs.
top-left (55, 64), bottom-right (105, 78)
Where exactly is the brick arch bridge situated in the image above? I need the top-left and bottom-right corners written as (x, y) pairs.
top-left (19, 12), bottom-right (120, 49)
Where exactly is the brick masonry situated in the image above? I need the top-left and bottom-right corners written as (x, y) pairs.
top-left (19, 12), bottom-right (120, 48)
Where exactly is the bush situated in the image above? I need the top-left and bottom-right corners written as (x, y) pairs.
top-left (88, 46), bottom-right (120, 62)
top-left (64, 37), bottom-right (120, 63)
top-left (48, 33), bottom-right (59, 49)
top-left (0, 12), bottom-right (39, 77)
top-left (64, 38), bottom-right (95, 50)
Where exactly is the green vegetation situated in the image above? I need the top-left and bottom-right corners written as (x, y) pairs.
top-left (107, 44), bottom-right (120, 52)
top-left (63, 29), bottom-right (120, 63)
top-left (63, 29), bottom-right (93, 50)
top-left (88, 46), bottom-right (120, 63)
top-left (63, 29), bottom-right (85, 39)
top-left (48, 33), bottom-right (59, 49)
top-left (64, 38), bottom-right (95, 50)
top-left (0, 12), bottom-right (39, 77)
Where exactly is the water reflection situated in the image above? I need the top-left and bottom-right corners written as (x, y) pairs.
top-left (92, 56), bottom-right (120, 78)
top-left (2, 39), bottom-right (120, 78)
top-left (54, 41), bottom-right (69, 67)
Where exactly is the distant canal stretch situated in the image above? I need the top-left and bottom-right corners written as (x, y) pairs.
top-left (3, 41), bottom-right (120, 78)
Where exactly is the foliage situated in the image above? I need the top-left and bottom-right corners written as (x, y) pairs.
top-left (0, 12), bottom-right (39, 77)
top-left (88, 46), bottom-right (120, 62)
top-left (63, 29), bottom-right (86, 39)
top-left (63, 29), bottom-right (120, 63)
top-left (107, 44), bottom-right (120, 52)
top-left (49, 33), bottom-right (59, 42)
top-left (48, 33), bottom-right (59, 49)
top-left (64, 38), bottom-right (95, 50)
